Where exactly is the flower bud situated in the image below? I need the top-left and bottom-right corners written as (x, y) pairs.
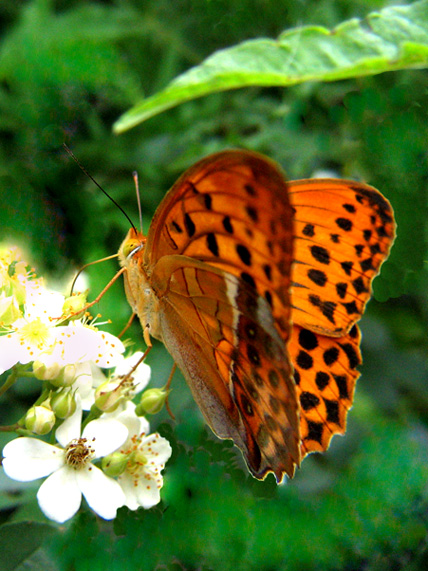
top-left (62, 293), bottom-right (87, 320)
top-left (102, 452), bottom-right (128, 477)
top-left (50, 388), bottom-right (77, 419)
top-left (94, 380), bottom-right (123, 412)
top-left (25, 405), bottom-right (56, 435)
top-left (33, 360), bottom-right (61, 381)
top-left (49, 364), bottom-right (77, 387)
top-left (136, 388), bottom-right (169, 416)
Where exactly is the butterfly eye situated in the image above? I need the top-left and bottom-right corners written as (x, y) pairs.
top-left (122, 239), bottom-right (143, 259)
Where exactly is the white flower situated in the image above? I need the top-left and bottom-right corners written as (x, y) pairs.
top-left (106, 402), bottom-right (172, 510)
top-left (2, 399), bottom-right (128, 523)
top-left (0, 316), bottom-right (125, 375)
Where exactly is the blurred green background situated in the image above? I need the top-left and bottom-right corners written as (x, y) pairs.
top-left (1, 0), bottom-right (428, 570)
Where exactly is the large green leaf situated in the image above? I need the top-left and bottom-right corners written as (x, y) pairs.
top-left (114, 0), bottom-right (428, 132)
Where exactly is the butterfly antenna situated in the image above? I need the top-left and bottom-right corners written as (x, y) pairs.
top-left (63, 143), bottom-right (138, 234)
top-left (132, 171), bottom-right (144, 234)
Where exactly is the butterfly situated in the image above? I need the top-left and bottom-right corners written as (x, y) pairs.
top-left (118, 150), bottom-right (395, 483)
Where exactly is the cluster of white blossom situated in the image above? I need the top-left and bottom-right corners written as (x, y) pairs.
top-left (0, 246), bottom-right (171, 524)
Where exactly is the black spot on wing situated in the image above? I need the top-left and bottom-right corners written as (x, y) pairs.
top-left (236, 244), bottom-right (252, 266)
top-left (206, 233), bottom-right (219, 257)
top-left (223, 216), bottom-right (233, 234)
top-left (246, 205), bottom-right (258, 223)
top-left (333, 375), bottom-right (349, 399)
top-left (300, 392), bottom-right (320, 410)
top-left (341, 261), bottom-right (353, 276)
top-left (306, 421), bottom-right (323, 444)
top-left (308, 269), bottom-right (327, 287)
top-left (324, 399), bottom-right (340, 424)
top-left (336, 282), bottom-right (348, 299)
top-left (315, 371), bottom-right (330, 390)
top-left (339, 343), bottom-right (360, 369)
top-left (296, 350), bottom-right (313, 370)
top-left (298, 329), bottom-right (318, 351)
top-left (204, 194), bottom-right (212, 210)
top-left (303, 224), bottom-right (315, 237)
top-left (172, 221), bottom-right (183, 233)
top-left (310, 246), bottom-right (330, 265)
top-left (336, 218), bottom-right (353, 231)
top-left (184, 213), bottom-right (195, 237)
top-left (323, 347), bottom-right (339, 366)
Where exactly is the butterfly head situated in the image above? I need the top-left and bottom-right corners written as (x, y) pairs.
top-left (118, 228), bottom-right (146, 266)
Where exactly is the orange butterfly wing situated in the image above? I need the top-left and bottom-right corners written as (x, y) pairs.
top-left (288, 179), bottom-right (395, 457)
top-left (119, 151), bottom-right (395, 481)
top-left (289, 179), bottom-right (395, 335)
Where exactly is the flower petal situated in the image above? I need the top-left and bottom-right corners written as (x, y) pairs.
top-left (55, 397), bottom-right (83, 447)
top-left (50, 324), bottom-right (100, 365)
top-left (90, 362), bottom-right (107, 387)
top-left (91, 330), bottom-right (125, 368)
top-left (135, 477), bottom-right (161, 509)
top-left (77, 464), bottom-right (125, 520)
top-left (103, 401), bottom-right (150, 446)
top-left (143, 434), bottom-right (172, 466)
top-left (119, 471), bottom-right (161, 510)
top-left (0, 334), bottom-right (21, 374)
top-left (37, 466), bottom-right (82, 523)
top-left (72, 362), bottom-right (95, 410)
top-left (25, 289), bottom-right (65, 321)
top-left (82, 418), bottom-right (128, 458)
top-left (117, 473), bottom-right (140, 511)
top-left (2, 438), bottom-right (64, 481)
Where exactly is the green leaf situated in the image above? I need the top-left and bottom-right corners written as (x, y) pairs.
top-left (0, 522), bottom-right (58, 571)
top-left (114, 0), bottom-right (428, 132)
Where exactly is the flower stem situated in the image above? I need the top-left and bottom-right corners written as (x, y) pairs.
top-left (0, 423), bottom-right (19, 432)
top-left (0, 368), bottom-right (18, 397)
top-left (82, 404), bottom-right (102, 428)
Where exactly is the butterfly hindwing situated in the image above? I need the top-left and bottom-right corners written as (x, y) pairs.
top-left (290, 324), bottom-right (361, 457)
top-left (151, 256), bottom-right (300, 481)
top-left (289, 179), bottom-right (395, 336)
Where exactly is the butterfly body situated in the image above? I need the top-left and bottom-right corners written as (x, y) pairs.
top-left (119, 150), bottom-right (395, 482)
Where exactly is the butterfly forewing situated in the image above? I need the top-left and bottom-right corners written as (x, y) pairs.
top-left (145, 152), bottom-right (293, 340)
top-left (139, 151), bottom-right (299, 481)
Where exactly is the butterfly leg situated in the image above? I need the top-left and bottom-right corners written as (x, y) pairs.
top-left (119, 312), bottom-right (136, 338)
top-left (118, 345), bottom-right (153, 386)
top-left (144, 324), bottom-right (152, 348)
top-left (165, 363), bottom-right (177, 420)
top-left (62, 267), bottom-right (127, 320)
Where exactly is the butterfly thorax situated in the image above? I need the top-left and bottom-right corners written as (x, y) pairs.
top-left (119, 229), bottom-right (163, 342)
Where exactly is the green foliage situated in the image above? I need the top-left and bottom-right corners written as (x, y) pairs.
top-left (0, 521), bottom-right (58, 571)
top-left (44, 416), bottom-right (428, 571)
top-left (0, 0), bottom-right (428, 570)
top-left (114, 0), bottom-right (428, 131)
